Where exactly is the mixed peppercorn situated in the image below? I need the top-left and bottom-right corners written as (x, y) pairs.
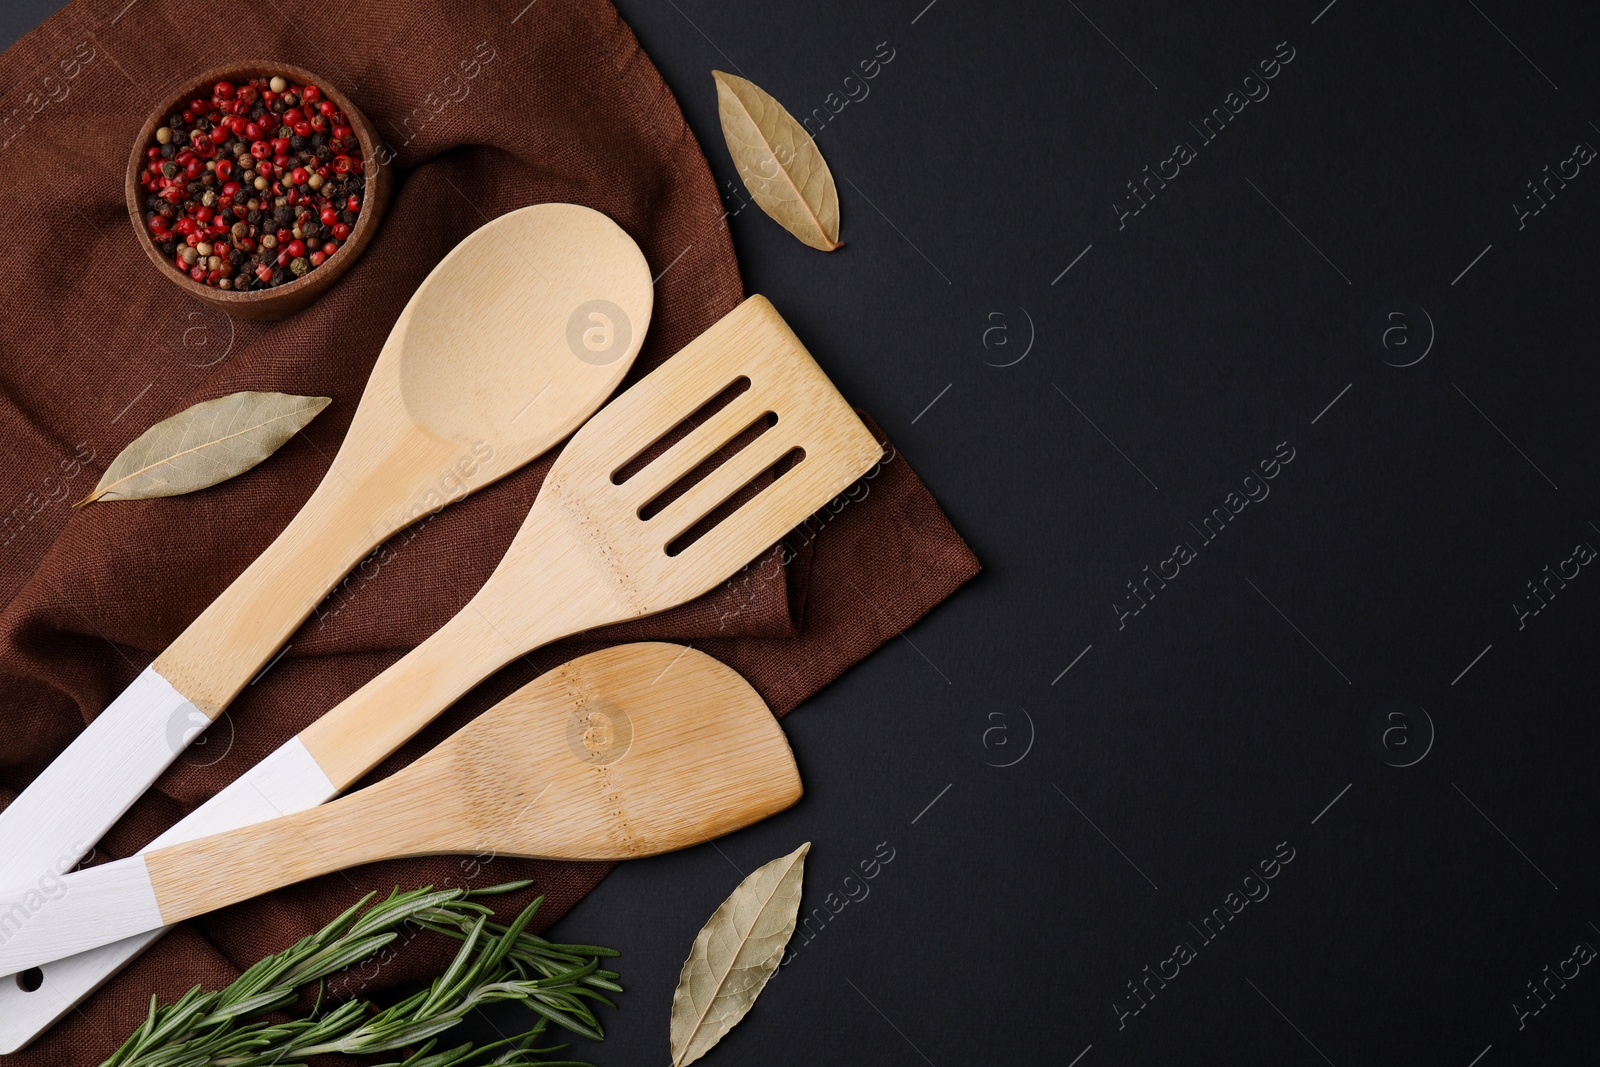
top-left (137, 75), bottom-right (366, 291)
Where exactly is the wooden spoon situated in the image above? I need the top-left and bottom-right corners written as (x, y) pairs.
top-left (0, 202), bottom-right (651, 961)
top-left (0, 644), bottom-right (801, 972)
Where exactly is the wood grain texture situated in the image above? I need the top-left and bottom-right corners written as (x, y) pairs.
top-left (154, 203), bottom-right (652, 716)
top-left (145, 644), bottom-right (801, 924)
top-left (298, 294), bottom-right (883, 786)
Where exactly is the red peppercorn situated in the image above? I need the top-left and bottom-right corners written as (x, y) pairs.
top-left (145, 74), bottom-right (365, 291)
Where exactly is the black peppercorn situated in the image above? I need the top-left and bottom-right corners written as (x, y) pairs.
top-left (275, 203), bottom-right (294, 225)
top-left (314, 145), bottom-right (332, 162)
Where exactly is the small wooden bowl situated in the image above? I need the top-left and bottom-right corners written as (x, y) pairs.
top-left (125, 61), bottom-right (393, 321)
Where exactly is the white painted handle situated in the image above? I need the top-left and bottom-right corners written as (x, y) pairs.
top-left (0, 738), bottom-right (337, 1051)
top-left (0, 668), bottom-right (197, 894)
top-left (0, 857), bottom-right (160, 977)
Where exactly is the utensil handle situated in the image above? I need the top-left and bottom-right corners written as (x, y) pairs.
top-left (153, 433), bottom-right (460, 717)
top-left (144, 769), bottom-right (458, 925)
top-left (296, 513), bottom-right (619, 789)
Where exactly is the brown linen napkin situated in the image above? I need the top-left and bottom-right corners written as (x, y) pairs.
top-left (0, 0), bottom-right (980, 1061)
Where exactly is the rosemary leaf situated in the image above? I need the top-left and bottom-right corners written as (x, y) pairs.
top-left (100, 884), bottom-right (621, 1067)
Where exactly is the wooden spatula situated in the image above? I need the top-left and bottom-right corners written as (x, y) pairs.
top-left (0, 643), bottom-right (801, 972)
top-left (0, 294), bottom-right (879, 1024)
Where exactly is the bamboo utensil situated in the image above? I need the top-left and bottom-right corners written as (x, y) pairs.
top-left (0, 202), bottom-right (652, 1047)
top-left (0, 643), bottom-right (802, 974)
top-left (0, 294), bottom-right (879, 1046)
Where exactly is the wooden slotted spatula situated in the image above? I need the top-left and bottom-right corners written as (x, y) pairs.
top-left (0, 643), bottom-right (802, 967)
top-left (0, 294), bottom-right (879, 1007)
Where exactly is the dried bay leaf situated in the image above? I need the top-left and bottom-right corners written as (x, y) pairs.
top-left (670, 842), bottom-right (809, 1066)
top-left (77, 391), bottom-right (330, 506)
top-left (713, 72), bottom-right (842, 251)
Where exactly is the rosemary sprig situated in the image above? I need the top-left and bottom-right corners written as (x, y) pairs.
top-left (100, 882), bottom-right (621, 1067)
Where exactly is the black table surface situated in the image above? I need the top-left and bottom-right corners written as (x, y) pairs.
top-left (6, 2), bottom-right (1600, 1064)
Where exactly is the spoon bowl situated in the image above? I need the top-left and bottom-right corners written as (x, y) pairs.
top-left (393, 203), bottom-right (650, 449)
